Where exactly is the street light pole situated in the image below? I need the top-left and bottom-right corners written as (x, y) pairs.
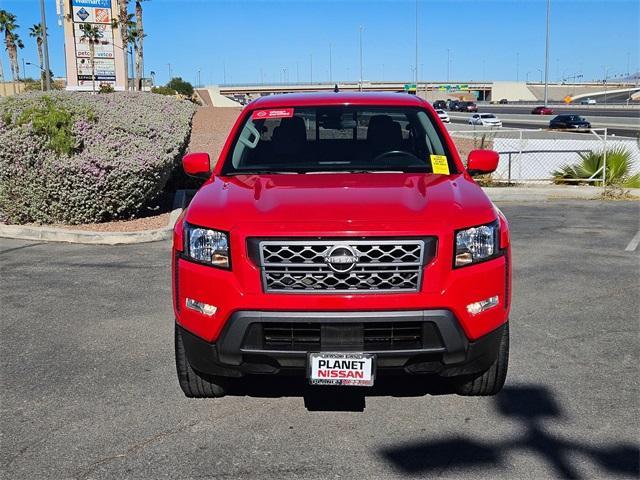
top-left (446, 49), bottom-right (450, 82)
top-left (626, 51), bottom-right (630, 82)
top-left (603, 65), bottom-right (609, 104)
top-left (40, 0), bottom-right (52, 90)
top-left (543, 0), bottom-right (550, 106)
top-left (329, 43), bottom-right (332, 83)
top-left (415, 0), bottom-right (419, 85)
top-left (26, 61), bottom-right (45, 89)
top-left (359, 26), bottom-right (364, 91)
top-left (167, 63), bottom-right (171, 83)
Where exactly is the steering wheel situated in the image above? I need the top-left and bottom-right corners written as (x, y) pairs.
top-left (372, 150), bottom-right (421, 163)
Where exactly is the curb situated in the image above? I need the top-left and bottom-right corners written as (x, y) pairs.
top-left (0, 223), bottom-right (173, 245)
top-left (0, 190), bottom-right (195, 245)
top-left (0, 208), bottom-right (180, 245)
top-left (484, 186), bottom-right (640, 202)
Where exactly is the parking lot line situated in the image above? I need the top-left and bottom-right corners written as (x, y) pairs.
top-left (625, 230), bottom-right (640, 251)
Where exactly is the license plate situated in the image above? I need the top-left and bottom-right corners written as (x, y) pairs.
top-left (308, 352), bottom-right (375, 387)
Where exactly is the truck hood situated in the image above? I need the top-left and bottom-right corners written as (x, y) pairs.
top-left (185, 173), bottom-right (496, 232)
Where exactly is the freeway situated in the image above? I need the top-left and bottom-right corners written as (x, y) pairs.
top-left (475, 104), bottom-right (640, 118)
top-left (449, 112), bottom-right (639, 138)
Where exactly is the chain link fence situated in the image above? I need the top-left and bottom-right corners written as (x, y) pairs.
top-left (448, 127), bottom-right (640, 188)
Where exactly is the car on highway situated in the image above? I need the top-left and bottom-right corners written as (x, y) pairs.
top-left (580, 98), bottom-right (597, 105)
top-left (447, 99), bottom-right (461, 111)
top-left (498, 99), bottom-right (509, 104)
top-left (436, 108), bottom-right (450, 123)
top-left (433, 100), bottom-right (447, 110)
top-left (469, 113), bottom-right (503, 127)
top-left (173, 92), bottom-right (511, 398)
top-left (458, 101), bottom-right (478, 112)
top-left (549, 114), bottom-right (591, 130)
top-left (531, 106), bottom-right (554, 115)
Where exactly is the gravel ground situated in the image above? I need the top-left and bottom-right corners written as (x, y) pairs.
top-left (188, 106), bottom-right (243, 165)
top-left (36, 212), bottom-right (172, 232)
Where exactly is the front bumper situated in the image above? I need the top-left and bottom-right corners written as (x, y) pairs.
top-left (178, 310), bottom-right (507, 379)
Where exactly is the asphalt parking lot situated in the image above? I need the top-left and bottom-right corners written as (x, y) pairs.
top-left (1, 201), bottom-right (639, 479)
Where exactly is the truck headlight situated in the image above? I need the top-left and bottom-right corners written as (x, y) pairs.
top-left (455, 221), bottom-right (499, 267)
top-left (184, 224), bottom-right (230, 268)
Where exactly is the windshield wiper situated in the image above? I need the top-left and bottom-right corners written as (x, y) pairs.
top-left (224, 170), bottom-right (301, 176)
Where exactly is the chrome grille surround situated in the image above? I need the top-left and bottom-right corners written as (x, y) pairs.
top-left (258, 239), bottom-right (426, 293)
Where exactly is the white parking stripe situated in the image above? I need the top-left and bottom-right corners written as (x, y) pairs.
top-left (625, 231), bottom-right (640, 252)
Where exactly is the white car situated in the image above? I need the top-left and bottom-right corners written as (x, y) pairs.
top-left (435, 109), bottom-right (450, 123)
top-left (581, 98), bottom-right (597, 105)
top-left (469, 113), bottom-right (502, 127)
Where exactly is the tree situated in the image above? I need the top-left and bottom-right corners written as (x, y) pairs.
top-left (0, 9), bottom-right (24, 94)
top-left (167, 77), bottom-right (194, 97)
top-left (134, 0), bottom-right (147, 91)
top-left (117, 0), bottom-right (129, 90)
top-left (127, 24), bottom-right (141, 91)
top-left (80, 23), bottom-right (102, 94)
top-left (29, 23), bottom-right (45, 90)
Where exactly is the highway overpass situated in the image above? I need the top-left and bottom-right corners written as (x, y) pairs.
top-left (207, 81), bottom-right (639, 104)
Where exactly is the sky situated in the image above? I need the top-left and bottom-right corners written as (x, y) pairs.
top-left (1, 0), bottom-right (638, 86)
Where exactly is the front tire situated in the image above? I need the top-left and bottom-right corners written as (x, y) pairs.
top-left (175, 324), bottom-right (227, 398)
top-left (453, 322), bottom-right (509, 396)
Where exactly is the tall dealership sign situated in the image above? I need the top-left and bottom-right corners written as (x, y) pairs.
top-left (60, 0), bottom-right (126, 90)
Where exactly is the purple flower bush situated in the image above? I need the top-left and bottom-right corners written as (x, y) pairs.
top-left (0, 92), bottom-right (195, 224)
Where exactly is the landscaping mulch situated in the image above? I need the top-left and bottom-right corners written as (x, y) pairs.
top-left (37, 212), bottom-right (172, 232)
top-left (188, 106), bottom-right (243, 165)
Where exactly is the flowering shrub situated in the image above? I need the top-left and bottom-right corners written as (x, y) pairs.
top-left (0, 92), bottom-right (195, 224)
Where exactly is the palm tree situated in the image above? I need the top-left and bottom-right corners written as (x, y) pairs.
top-left (134, 0), bottom-right (147, 91)
top-left (0, 9), bottom-right (24, 94)
top-left (29, 23), bottom-right (44, 90)
top-left (127, 23), bottom-right (144, 91)
top-left (80, 23), bottom-right (102, 93)
top-left (117, 0), bottom-right (129, 89)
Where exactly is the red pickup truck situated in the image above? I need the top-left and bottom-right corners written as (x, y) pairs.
top-left (173, 92), bottom-right (510, 398)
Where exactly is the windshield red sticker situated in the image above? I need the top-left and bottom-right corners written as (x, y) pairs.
top-left (252, 108), bottom-right (294, 120)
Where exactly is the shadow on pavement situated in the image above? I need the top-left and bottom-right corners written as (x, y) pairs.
top-left (223, 374), bottom-right (455, 412)
top-left (379, 385), bottom-right (639, 479)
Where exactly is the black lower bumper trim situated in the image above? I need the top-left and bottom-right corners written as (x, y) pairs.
top-left (178, 310), bottom-right (506, 379)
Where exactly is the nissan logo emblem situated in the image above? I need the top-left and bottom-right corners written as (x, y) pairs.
top-left (324, 245), bottom-right (359, 273)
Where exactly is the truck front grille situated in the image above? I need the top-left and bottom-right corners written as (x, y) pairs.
top-left (257, 239), bottom-right (431, 293)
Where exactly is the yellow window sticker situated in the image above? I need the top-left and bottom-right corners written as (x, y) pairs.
top-left (430, 155), bottom-right (450, 175)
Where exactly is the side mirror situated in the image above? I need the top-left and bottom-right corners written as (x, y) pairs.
top-left (182, 152), bottom-right (211, 178)
top-left (467, 150), bottom-right (499, 176)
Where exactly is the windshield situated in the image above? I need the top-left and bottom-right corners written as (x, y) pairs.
top-left (221, 106), bottom-right (454, 175)
top-left (481, 114), bottom-right (496, 119)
